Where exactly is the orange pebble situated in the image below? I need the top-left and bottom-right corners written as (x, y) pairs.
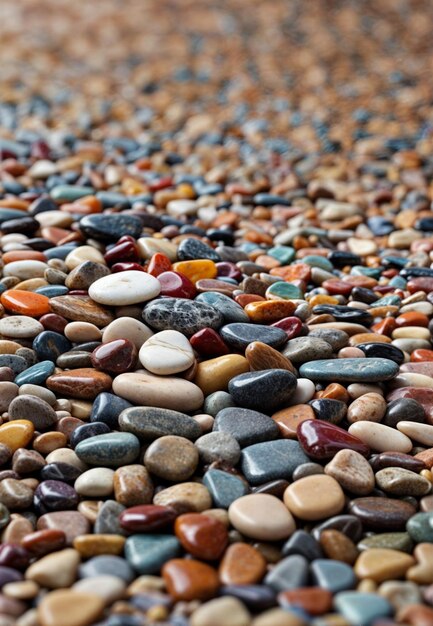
top-left (0, 420), bottom-right (34, 452)
top-left (235, 294), bottom-right (266, 307)
top-left (270, 263), bottom-right (311, 282)
top-left (40, 227), bottom-right (72, 244)
top-left (2, 251), bottom-right (47, 264)
top-left (395, 312), bottom-right (430, 328)
top-left (172, 260), bottom-right (217, 283)
top-left (1, 290), bottom-right (51, 317)
top-left (318, 383), bottom-right (350, 403)
top-left (272, 405), bottom-right (315, 439)
top-left (343, 275), bottom-right (378, 288)
top-left (308, 295), bottom-right (339, 307)
top-left (411, 349), bottom-right (433, 362)
top-left (254, 254), bottom-right (281, 270)
top-left (371, 317), bottom-right (396, 336)
top-left (245, 300), bottom-right (296, 323)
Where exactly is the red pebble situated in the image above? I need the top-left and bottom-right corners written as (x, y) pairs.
top-left (147, 253), bottom-right (172, 277)
top-left (271, 316), bottom-right (303, 339)
top-left (111, 262), bottom-right (145, 273)
top-left (411, 349), bottom-right (433, 362)
top-left (321, 279), bottom-right (354, 296)
top-left (297, 419), bottom-right (370, 459)
top-left (174, 513), bottom-right (229, 561)
top-left (21, 529), bottom-right (66, 556)
top-left (0, 544), bottom-right (29, 570)
top-left (216, 262), bottom-right (242, 281)
top-left (190, 328), bottom-right (229, 357)
top-left (91, 339), bottom-right (137, 374)
top-left (158, 271), bottom-right (196, 298)
top-left (119, 505), bottom-right (177, 532)
top-left (104, 241), bottom-right (139, 265)
top-left (39, 313), bottom-right (68, 333)
top-left (407, 277), bottom-right (433, 293)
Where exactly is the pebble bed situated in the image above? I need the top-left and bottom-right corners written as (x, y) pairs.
top-left (1, 1), bottom-right (433, 625)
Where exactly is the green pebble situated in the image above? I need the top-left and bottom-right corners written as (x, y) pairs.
top-left (125, 535), bottom-right (180, 574)
top-left (50, 185), bottom-right (94, 202)
top-left (357, 532), bottom-right (414, 553)
top-left (266, 281), bottom-right (303, 300)
top-left (300, 255), bottom-right (334, 271)
top-left (267, 245), bottom-right (295, 265)
top-left (407, 511), bottom-right (433, 543)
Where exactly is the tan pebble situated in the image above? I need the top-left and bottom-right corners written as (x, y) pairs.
top-left (202, 509), bottom-right (230, 527)
top-left (1, 516), bottom-right (33, 544)
top-left (126, 576), bottom-right (166, 596)
top-left (37, 590), bottom-right (104, 626)
top-left (392, 327), bottom-right (431, 340)
top-left (73, 575), bottom-right (126, 605)
top-left (397, 421), bottom-right (433, 446)
top-left (347, 392), bottom-right (387, 424)
top-left (33, 432), bottom-right (68, 454)
top-left (14, 278), bottom-right (48, 290)
top-left (153, 482), bottom-right (212, 513)
top-left (406, 543), bottom-right (433, 584)
top-left (78, 501), bottom-right (101, 523)
top-left (347, 383), bottom-right (384, 399)
top-left (194, 355), bottom-right (250, 396)
top-left (3, 580), bottom-right (39, 600)
top-left (251, 608), bottom-right (308, 626)
top-left (114, 464), bottom-right (154, 507)
top-left (338, 347), bottom-right (365, 358)
top-left (375, 467), bottom-right (431, 497)
top-left (73, 534), bottom-right (125, 558)
top-left (102, 317), bottom-right (153, 350)
top-left (45, 448), bottom-right (87, 471)
top-left (228, 494), bottom-right (295, 541)
top-left (64, 322), bottom-right (102, 343)
top-left (190, 596), bottom-right (251, 626)
top-left (137, 237), bottom-right (178, 260)
top-left (70, 401), bottom-right (93, 419)
top-left (348, 421), bottom-right (413, 453)
top-left (113, 372), bottom-right (204, 412)
top-left (18, 385), bottom-right (56, 405)
top-left (392, 373), bottom-right (433, 389)
top-left (347, 238), bottom-right (377, 255)
top-left (193, 414), bottom-right (214, 433)
top-left (324, 449), bottom-right (375, 495)
top-left (354, 548), bottom-right (415, 582)
top-left (25, 548), bottom-right (80, 588)
top-left (0, 341), bottom-right (22, 354)
top-left (283, 475), bottom-right (345, 521)
top-left (377, 580), bottom-right (422, 611)
top-left (74, 468), bottom-right (114, 498)
top-left (65, 246), bottom-right (106, 270)
top-left (320, 529), bottom-right (359, 565)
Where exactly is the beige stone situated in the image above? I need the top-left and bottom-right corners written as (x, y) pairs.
top-left (283, 475), bottom-right (345, 521)
top-left (228, 494), bottom-right (295, 541)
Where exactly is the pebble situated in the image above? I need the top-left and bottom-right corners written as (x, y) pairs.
top-left (125, 534), bottom-right (180, 574)
top-left (284, 475), bottom-right (345, 521)
top-left (213, 407), bottom-right (279, 447)
top-left (228, 494), bottom-right (295, 541)
top-left (299, 358), bottom-right (399, 383)
top-left (75, 433), bottom-right (140, 467)
top-left (8, 395), bottom-right (57, 430)
top-left (143, 298), bottom-right (223, 335)
top-left (119, 406), bottom-right (201, 441)
top-left (113, 372), bottom-right (204, 411)
top-left (348, 422), bottom-right (413, 453)
top-left (190, 596), bottom-right (251, 626)
top-left (144, 435), bottom-right (199, 481)
top-left (139, 329), bottom-right (195, 374)
top-left (38, 590), bottom-right (104, 626)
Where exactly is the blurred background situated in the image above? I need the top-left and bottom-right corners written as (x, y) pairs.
top-left (1, 0), bottom-right (433, 146)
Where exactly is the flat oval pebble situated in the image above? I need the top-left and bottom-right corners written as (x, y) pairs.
top-left (228, 494), bottom-right (296, 541)
top-left (348, 421), bottom-right (413, 453)
top-left (119, 406), bottom-right (201, 441)
top-left (113, 372), bottom-right (204, 411)
top-left (75, 433), bottom-right (140, 468)
top-left (284, 475), bottom-right (345, 521)
top-left (299, 358), bottom-right (399, 382)
top-left (89, 270), bottom-right (160, 305)
top-left (228, 369), bottom-right (297, 414)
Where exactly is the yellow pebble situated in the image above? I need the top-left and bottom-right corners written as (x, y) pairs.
top-left (0, 420), bottom-right (34, 452)
top-left (308, 295), bottom-right (339, 307)
top-left (173, 260), bottom-right (217, 283)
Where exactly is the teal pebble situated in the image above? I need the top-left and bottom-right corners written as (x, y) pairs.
top-left (334, 592), bottom-right (392, 626)
top-left (75, 432), bottom-right (140, 468)
top-left (50, 185), bottom-right (94, 201)
top-left (35, 286), bottom-right (69, 297)
top-left (300, 255), bottom-right (334, 271)
top-left (267, 245), bottom-right (295, 265)
top-left (124, 535), bottom-right (180, 574)
top-left (311, 559), bottom-right (356, 593)
top-left (266, 282), bottom-right (303, 300)
top-left (15, 360), bottom-right (55, 386)
top-left (299, 358), bottom-right (399, 383)
top-left (351, 266), bottom-right (382, 278)
top-left (203, 468), bottom-right (248, 508)
top-left (369, 295), bottom-right (401, 308)
top-left (388, 276), bottom-right (407, 289)
top-left (406, 511), bottom-right (433, 543)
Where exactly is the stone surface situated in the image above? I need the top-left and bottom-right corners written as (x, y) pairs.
top-left (228, 494), bottom-right (296, 541)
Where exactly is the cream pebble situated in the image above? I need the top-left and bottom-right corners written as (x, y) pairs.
top-left (348, 421), bottom-right (413, 453)
top-left (228, 494), bottom-right (295, 541)
top-left (64, 322), bottom-right (102, 343)
top-left (74, 468), bottom-right (115, 497)
top-left (102, 317), bottom-right (153, 349)
top-left (89, 270), bottom-right (161, 306)
top-left (2, 260), bottom-right (48, 280)
top-left (139, 330), bottom-right (195, 375)
top-left (396, 421), bottom-right (433, 446)
top-left (113, 372), bottom-right (204, 411)
top-left (65, 246), bottom-right (106, 270)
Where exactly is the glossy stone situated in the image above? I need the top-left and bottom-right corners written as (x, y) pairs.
top-left (91, 339), bottom-right (137, 373)
top-left (162, 559), bottom-right (220, 601)
top-left (228, 369), bottom-right (297, 414)
top-left (125, 534), bottom-right (181, 574)
top-left (157, 271), bottom-right (197, 298)
top-left (175, 513), bottom-right (228, 560)
top-left (220, 323), bottom-right (288, 350)
top-left (47, 368), bottom-right (112, 399)
top-left (349, 497), bottom-right (417, 531)
top-left (241, 439), bottom-right (309, 485)
top-left (299, 358), bottom-right (399, 382)
top-left (119, 505), bottom-right (177, 533)
top-left (143, 297), bottom-right (223, 335)
top-left (75, 432), bottom-right (140, 467)
top-left (297, 419), bottom-right (370, 459)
